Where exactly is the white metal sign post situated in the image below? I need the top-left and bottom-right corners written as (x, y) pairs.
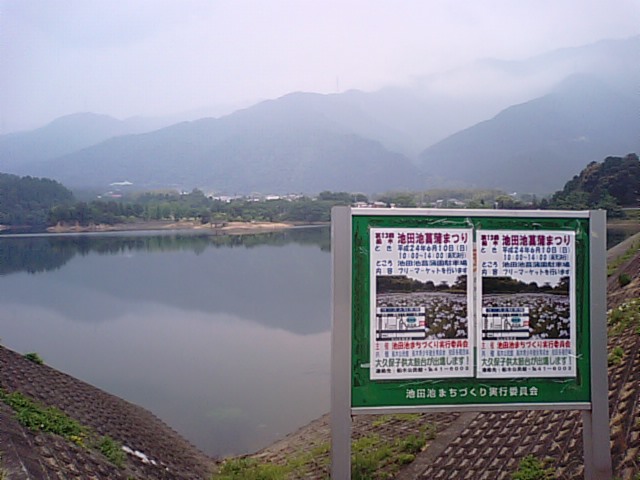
top-left (331, 205), bottom-right (353, 478)
top-left (330, 207), bottom-right (612, 479)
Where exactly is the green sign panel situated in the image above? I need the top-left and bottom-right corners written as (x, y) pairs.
top-left (350, 212), bottom-right (591, 408)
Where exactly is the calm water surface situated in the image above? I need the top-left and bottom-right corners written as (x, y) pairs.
top-left (0, 228), bottom-right (331, 456)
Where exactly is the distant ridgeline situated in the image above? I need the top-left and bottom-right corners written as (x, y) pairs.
top-left (0, 153), bottom-right (638, 228)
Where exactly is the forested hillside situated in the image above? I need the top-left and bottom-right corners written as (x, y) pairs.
top-left (548, 153), bottom-right (639, 213)
top-left (0, 173), bottom-right (74, 226)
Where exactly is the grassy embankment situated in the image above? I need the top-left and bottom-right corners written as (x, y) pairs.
top-left (213, 414), bottom-right (436, 480)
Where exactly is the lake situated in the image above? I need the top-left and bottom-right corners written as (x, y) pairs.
top-left (1, 220), bottom-right (636, 458)
top-left (0, 227), bottom-right (331, 457)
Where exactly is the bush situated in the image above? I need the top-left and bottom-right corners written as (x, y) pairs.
top-left (23, 352), bottom-right (44, 364)
top-left (512, 454), bottom-right (555, 480)
top-left (619, 273), bottom-right (632, 287)
top-left (216, 458), bottom-right (287, 480)
top-left (608, 346), bottom-right (625, 366)
top-left (0, 390), bottom-right (85, 439)
top-left (98, 436), bottom-right (126, 467)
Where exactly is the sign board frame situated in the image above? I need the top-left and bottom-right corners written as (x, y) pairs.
top-left (331, 207), bottom-right (611, 479)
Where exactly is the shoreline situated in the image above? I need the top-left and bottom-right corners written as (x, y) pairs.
top-left (35, 220), bottom-right (304, 235)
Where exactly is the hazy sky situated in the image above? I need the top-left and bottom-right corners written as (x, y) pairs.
top-left (1, 0), bottom-right (639, 133)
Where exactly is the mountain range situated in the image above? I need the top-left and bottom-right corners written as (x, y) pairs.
top-left (420, 74), bottom-right (640, 193)
top-left (1, 35), bottom-right (638, 195)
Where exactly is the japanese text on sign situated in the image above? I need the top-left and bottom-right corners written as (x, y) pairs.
top-left (476, 230), bottom-right (576, 379)
top-left (371, 228), bottom-right (474, 380)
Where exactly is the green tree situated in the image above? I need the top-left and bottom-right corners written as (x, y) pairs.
top-left (0, 173), bottom-right (74, 226)
top-left (547, 153), bottom-right (640, 213)
top-left (377, 192), bottom-right (417, 207)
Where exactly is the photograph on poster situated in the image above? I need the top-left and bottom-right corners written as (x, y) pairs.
top-left (376, 274), bottom-right (468, 340)
top-left (370, 228), bottom-right (473, 380)
top-left (476, 230), bottom-right (576, 379)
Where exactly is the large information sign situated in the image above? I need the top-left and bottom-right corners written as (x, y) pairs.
top-left (348, 210), bottom-right (592, 409)
top-left (331, 207), bottom-right (611, 479)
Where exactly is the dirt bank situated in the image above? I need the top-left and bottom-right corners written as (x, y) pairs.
top-left (45, 220), bottom-right (295, 235)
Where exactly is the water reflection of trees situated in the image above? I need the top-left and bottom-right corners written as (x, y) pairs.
top-left (0, 237), bottom-right (76, 275)
top-left (0, 227), bottom-right (329, 276)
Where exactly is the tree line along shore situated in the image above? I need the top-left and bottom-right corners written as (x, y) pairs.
top-left (1, 153), bottom-right (638, 232)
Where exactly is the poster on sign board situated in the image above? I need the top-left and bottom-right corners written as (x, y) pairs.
top-left (370, 228), bottom-right (474, 380)
top-left (476, 230), bottom-right (576, 379)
